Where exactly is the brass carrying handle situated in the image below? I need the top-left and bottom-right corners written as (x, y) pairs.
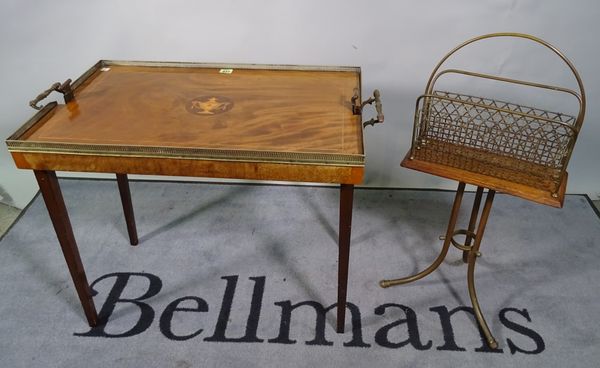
top-left (352, 89), bottom-right (384, 128)
top-left (29, 79), bottom-right (74, 110)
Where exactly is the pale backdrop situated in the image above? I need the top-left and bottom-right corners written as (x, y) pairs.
top-left (1, 0), bottom-right (599, 208)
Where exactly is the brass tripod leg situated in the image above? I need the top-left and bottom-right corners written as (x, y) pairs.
top-left (467, 189), bottom-right (497, 349)
top-left (379, 182), bottom-right (466, 288)
top-left (462, 187), bottom-right (484, 263)
top-left (379, 183), bottom-right (499, 349)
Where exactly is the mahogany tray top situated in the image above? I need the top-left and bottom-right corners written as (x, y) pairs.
top-left (8, 61), bottom-right (365, 184)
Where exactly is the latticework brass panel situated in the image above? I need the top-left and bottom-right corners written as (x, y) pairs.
top-left (413, 91), bottom-right (577, 192)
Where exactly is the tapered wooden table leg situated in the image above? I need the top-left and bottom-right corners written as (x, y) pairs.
top-left (116, 173), bottom-right (138, 245)
top-left (34, 170), bottom-right (98, 326)
top-left (337, 184), bottom-right (354, 333)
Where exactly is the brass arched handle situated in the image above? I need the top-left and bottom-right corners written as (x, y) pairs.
top-left (424, 33), bottom-right (585, 131)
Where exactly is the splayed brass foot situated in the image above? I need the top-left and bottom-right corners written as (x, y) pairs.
top-left (379, 182), bottom-right (465, 288)
top-left (379, 183), bottom-right (499, 349)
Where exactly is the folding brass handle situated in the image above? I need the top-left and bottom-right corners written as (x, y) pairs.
top-left (29, 79), bottom-right (74, 110)
top-left (364, 89), bottom-right (384, 127)
top-left (351, 89), bottom-right (384, 128)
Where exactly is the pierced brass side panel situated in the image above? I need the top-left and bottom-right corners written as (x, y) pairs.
top-left (412, 91), bottom-right (577, 192)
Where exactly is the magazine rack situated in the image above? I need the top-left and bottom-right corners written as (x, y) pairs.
top-left (380, 33), bottom-right (585, 349)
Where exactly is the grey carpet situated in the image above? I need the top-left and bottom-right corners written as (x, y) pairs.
top-left (1, 179), bottom-right (599, 368)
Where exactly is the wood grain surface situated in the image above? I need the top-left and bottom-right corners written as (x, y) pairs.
top-left (11, 152), bottom-right (364, 184)
top-left (401, 152), bottom-right (567, 208)
top-left (22, 65), bottom-right (363, 157)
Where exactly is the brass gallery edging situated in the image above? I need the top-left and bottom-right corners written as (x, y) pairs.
top-left (103, 60), bottom-right (361, 73)
top-left (6, 141), bottom-right (365, 167)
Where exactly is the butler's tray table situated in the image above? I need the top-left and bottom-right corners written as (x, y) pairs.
top-left (6, 60), bottom-right (384, 332)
